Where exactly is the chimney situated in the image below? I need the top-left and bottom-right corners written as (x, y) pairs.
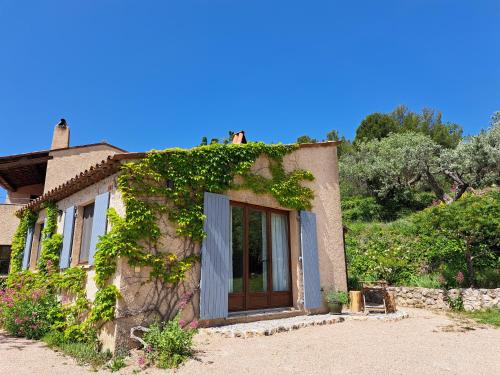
top-left (51, 118), bottom-right (70, 149)
top-left (232, 130), bottom-right (247, 144)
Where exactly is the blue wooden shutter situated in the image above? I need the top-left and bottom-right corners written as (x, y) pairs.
top-left (59, 206), bottom-right (75, 269)
top-left (22, 226), bottom-right (34, 270)
top-left (300, 211), bottom-right (322, 309)
top-left (200, 192), bottom-right (230, 320)
top-left (88, 192), bottom-right (110, 266)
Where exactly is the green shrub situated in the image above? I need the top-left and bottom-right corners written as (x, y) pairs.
top-left (474, 269), bottom-right (500, 289)
top-left (448, 295), bottom-right (464, 312)
top-left (108, 353), bottom-right (127, 372)
top-left (143, 314), bottom-right (198, 368)
top-left (342, 196), bottom-right (383, 222)
top-left (346, 190), bottom-right (500, 287)
top-left (324, 290), bottom-right (349, 305)
top-left (406, 274), bottom-right (442, 289)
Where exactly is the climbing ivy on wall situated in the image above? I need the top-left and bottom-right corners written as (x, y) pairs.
top-left (37, 202), bottom-right (63, 273)
top-left (9, 209), bottom-right (37, 274)
top-left (93, 142), bottom-right (315, 289)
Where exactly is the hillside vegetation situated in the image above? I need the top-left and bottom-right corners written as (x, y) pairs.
top-left (299, 106), bottom-right (500, 288)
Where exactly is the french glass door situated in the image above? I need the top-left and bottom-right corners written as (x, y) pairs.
top-left (229, 202), bottom-right (292, 311)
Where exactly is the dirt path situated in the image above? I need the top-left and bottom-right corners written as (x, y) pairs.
top-left (1, 308), bottom-right (499, 375)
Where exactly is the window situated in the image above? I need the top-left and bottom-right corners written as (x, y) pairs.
top-left (79, 203), bottom-right (95, 264)
top-left (0, 245), bottom-right (11, 275)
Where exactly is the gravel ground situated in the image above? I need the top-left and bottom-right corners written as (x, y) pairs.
top-left (1, 308), bottom-right (499, 375)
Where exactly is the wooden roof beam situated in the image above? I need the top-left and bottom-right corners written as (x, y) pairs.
top-left (0, 172), bottom-right (16, 191)
top-left (0, 155), bottom-right (51, 170)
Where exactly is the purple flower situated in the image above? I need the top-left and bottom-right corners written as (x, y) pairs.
top-left (189, 320), bottom-right (198, 329)
top-left (455, 271), bottom-right (465, 285)
top-left (145, 345), bottom-right (153, 353)
top-left (178, 319), bottom-right (187, 328)
top-left (137, 356), bottom-right (146, 366)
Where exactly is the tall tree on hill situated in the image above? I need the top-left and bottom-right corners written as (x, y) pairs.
top-left (354, 106), bottom-right (463, 148)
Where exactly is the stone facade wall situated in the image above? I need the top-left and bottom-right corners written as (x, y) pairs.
top-left (0, 204), bottom-right (21, 245)
top-left (387, 286), bottom-right (500, 311)
top-left (44, 144), bottom-right (122, 193)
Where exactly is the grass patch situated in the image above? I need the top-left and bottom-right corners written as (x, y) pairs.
top-left (460, 309), bottom-right (500, 327)
top-left (42, 331), bottom-right (112, 369)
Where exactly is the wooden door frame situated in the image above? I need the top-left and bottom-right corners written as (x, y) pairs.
top-left (229, 201), bottom-right (293, 312)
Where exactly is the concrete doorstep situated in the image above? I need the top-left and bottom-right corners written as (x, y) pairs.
top-left (201, 310), bottom-right (409, 338)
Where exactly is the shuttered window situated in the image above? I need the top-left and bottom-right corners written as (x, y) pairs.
top-left (59, 206), bottom-right (76, 269)
top-left (200, 192), bottom-right (230, 320)
top-left (35, 223), bottom-right (44, 262)
top-left (79, 203), bottom-right (95, 264)
top-left (300, 211), bottom-right (322, 309)
top-left (22, 226), bottom-right (34, 270)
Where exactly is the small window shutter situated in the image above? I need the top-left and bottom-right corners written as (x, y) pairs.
top-left (88, 192), bottom-right (110, 266)
top-left (59, 206), bottom-right (75, 269)
top-left (300, 211), bottom-right (322, 309)
top-left (22, 226), bottom-right (34, 270)
top-left (200, 192), bottom-right (230, 320)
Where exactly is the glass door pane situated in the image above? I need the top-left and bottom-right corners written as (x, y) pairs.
top-left (230, 206), bottom-right (244, 293)
top-left (271, 213), bottom-right (290, 291)
top-left (248, 210), bottom-right (267, 292)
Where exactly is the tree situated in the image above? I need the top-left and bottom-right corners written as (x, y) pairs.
top-left (354, 113), bottom-right (398, 144)
top-left (200, 136), bottom-right (208, 146)
top-left (355, 105), bottom-right (463, 148)
top-left (296, 135), bottom-right (317, 144)
top-left (341, 116), bottom-right (499, 204)
top-left (439, 117), bottom-right (500, 198)
top-left (341, 132), bottom-right (450, 202)
top-left (326, 129), bottom-right (339, 141)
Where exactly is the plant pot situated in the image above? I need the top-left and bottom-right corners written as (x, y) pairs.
top-left (328, 301), bottom-right (343, 314)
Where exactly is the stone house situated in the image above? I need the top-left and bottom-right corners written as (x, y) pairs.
top-left (0, 120), bottom-right (124, 277)
top-left (4, 122), bottom-right (347, 352)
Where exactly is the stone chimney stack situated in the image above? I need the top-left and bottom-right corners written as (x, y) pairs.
top-left (51, 118), bottom-right (70, 149)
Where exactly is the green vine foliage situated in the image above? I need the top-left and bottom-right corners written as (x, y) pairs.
top-left (9, 209), bottom-right (37, 274)
top-left (93, 142), bottom-right (314, 290)
top-left (37, 202), bottom-right (62, 274)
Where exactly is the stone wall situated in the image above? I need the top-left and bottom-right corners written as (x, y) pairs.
top-left (387, 286), bottom-right (500, 311)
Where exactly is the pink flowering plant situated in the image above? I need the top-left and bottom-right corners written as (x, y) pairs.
top-left (142, 292), bottom-right (198, 368)
top-left (0, 285), bottom-right (60, 339)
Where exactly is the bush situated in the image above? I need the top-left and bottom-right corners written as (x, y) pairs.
top-left (0, 287), bottom-right (60, 339)
top-left (143, 314), bottom-right (198, 368)
top-left (346, 190), bottom-right (500, 287)
top-left (406, 274), bottom-right (442, 289)
top-left (448, 295), bottom-right (464, 311)
top-left (324, 290), bottom-right (349, 305)
top-left (342, 196), bottom-right (383, 222)
top-left (474, 269), bottom-right (500, 289)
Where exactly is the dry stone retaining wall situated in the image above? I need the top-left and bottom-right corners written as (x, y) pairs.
top-left (387, 287), bottom-right (500, 311)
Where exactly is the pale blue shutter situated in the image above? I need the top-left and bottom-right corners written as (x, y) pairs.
top-left (300, 211), bottom-right (322, 309)
top-left (22, 226), bottom-right (34, 270)
top-left (200, 192), bottom-right (230, 320)
top-left (88, 192), bottom-right (110, 266)
top-left (59, 206), bottom-right (75, 269)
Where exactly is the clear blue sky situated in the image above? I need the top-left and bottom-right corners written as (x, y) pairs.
top-left (0, 1), bottom-right (499, 151)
